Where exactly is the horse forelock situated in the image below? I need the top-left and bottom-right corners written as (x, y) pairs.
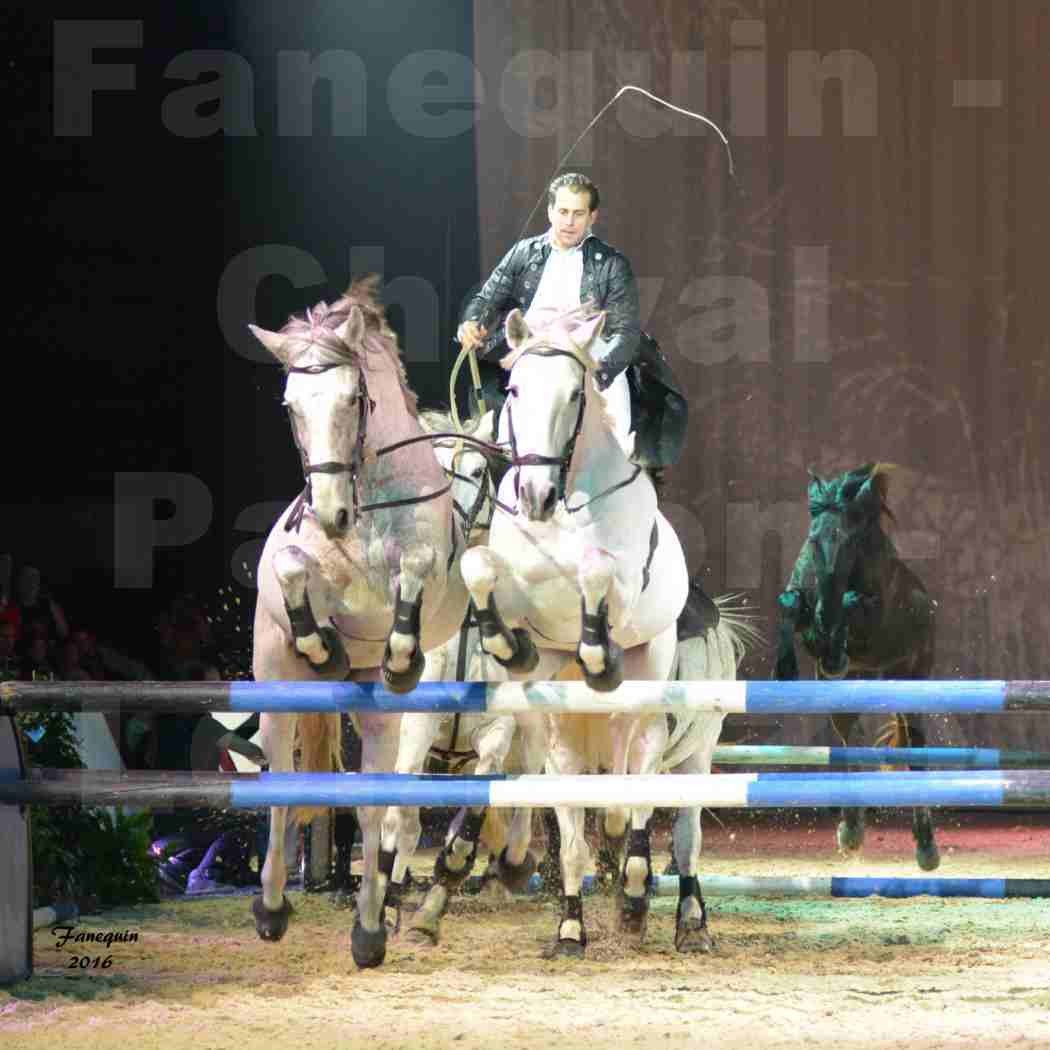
top-left (278, 276), bottom-right (419, 416)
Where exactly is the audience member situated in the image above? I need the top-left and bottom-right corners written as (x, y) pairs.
top-left (16, 565), bottom-right (69, 648)
top-left (0, 621), bottom-right (18, 681)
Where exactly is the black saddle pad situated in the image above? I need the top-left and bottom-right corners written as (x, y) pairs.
top-left (677, 579), bottom-right (720, 641)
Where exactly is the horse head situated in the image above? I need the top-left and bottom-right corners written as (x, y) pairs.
top-left (250, 304), bottom-right (371, 541)
top-left (500, 306), bottom-right (606, 522)
top-left (422, 408), bottom-right (497, 542)
top-left (805, 463), bottom-right (891, 673)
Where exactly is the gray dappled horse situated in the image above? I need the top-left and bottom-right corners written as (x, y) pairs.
top-left (774, 463), bottom-right (939, 871)
top-left (249, 279), bottom-right (469, 968)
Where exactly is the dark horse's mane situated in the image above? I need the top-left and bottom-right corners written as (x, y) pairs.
top-left (816, 461), bottom-right (898, 530)
top-left (277, 275), bottom-right (419, 416)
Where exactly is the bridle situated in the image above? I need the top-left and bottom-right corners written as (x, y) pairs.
top-left (283, 360), bottom-right (456, 533)
top-left (502, 346), bottom-right (641, 515)
top-left (435, 437), bottom-right (493, 537)
top-left (503, 348), bottom-right (588, 506)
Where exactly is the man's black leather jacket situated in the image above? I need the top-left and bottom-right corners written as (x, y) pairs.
top-left (461, 232), bottom-right (641, 390)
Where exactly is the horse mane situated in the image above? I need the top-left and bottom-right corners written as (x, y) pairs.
top-left (278, 274), bottom-right (418, 417)
top-left (418, 406), bottom-right (488, 437)
top-left (498, 301), bottom-right (600, 372)
top-left (865, 461), bottom-right (898, 529)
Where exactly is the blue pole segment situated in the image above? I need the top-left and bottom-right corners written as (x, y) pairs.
top-left (829, 877), bottom-right (1007, 899)
top-left (228, 771), bottom-right (495, 808)
top-left (744, 680), bottom-right (1009, 715)
top-left (227, 680), bottom-right (490, 714)
top-left (747, 772), bottom-right (1007, 808)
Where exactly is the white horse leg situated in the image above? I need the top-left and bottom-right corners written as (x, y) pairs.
top-left (383, 543), bottom-right (436, 692)
top-left (669, 734), bottom-right (720, 954)
top-left (615, 716), bottom-right (665, 943)
top-left (547, 714), bottom-right (591, 957)
top-left (496, 711), bottom-right (546, 885)
top-left (409, 715), bottom-right (518, 944)
top-left (461, 546), bottom-right (538, 672)
top-left (253, 712), bottom-right (297, 940)
top-left (380, 712), bottom-right (442, 924)
top-left (576, 547), bottom-right (624, 692)
top-left (350, 709), bottom-right (402, 969)
top-left (272, 546), bottom-right (347, 675)
top-left (613, 630), bottom-right (678, 942)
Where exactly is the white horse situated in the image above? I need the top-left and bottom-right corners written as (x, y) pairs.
top-left (248, 279), bottom-right (469, 969)
top-left (379, 408), bottom-right (547, 943)
top-left (459, 306), bottom-right (728, 956)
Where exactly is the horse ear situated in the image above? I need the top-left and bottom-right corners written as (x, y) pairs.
top-left (335, 305), bottom-right (365, 349)
top-left (248, 324), bottom-right (289, 365)
top-left (477, 409), bottom-right (496, 442)
top-left (505, 309), bottom-right (531, 350)
top-left (806, 467), bottom-right (824, 502)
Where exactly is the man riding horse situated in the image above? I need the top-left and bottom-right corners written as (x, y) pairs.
top-left (456, 172), bottom-right (715, 639)
top-left (456, 172), bottom-right (688, 475)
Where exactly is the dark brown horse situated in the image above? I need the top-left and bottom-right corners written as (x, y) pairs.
top-left (774, 463), bottom-right (940, 871)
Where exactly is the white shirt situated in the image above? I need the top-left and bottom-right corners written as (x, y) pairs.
top-left (524, 230), bottom-right (591, 329)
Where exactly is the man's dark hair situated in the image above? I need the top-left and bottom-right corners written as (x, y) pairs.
top-left (548, 172), bottom-right (600, 212)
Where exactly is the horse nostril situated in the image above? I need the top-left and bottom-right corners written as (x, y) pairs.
top-left (335, 508), bottom-right (350, 532)
top-left (542, 487), bottom-right (557, 516)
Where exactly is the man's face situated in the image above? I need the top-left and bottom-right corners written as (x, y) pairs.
top-left (547, 187), bottom-right (596, 250)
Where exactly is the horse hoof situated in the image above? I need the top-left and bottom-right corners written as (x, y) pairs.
top-left (252, 894), bottom-right (293, 941)
top-left (916, 842), bottom-right (941, 872)
top-left (496, 848), bottom-right (537, 894)
top-left (618, 894), bottom-right (649, 939)
top-left (582, 662), bottom-right (624, 693)
top-left (382, 645), bottom-right (425, 694)
top-left (675, 919), bottom-right (715, 954)
top-left (837, 819), bottom-right (865, 853)
top-left (405, 924), bottom-right (440, 946)
top-left (328, 889), bottom-right (354, 910)
top-left (496, 628), bottom-right (539, 673)
top-left (549, 938), bottom-right (586, 959)
top-left (351, 919), bottom-right (388, 969)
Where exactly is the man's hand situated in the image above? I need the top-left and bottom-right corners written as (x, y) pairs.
top-left (456, 320), bottom-right (488, 351)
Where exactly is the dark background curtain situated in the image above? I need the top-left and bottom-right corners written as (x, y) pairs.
top-left (474, 2), bottom-right (1047, 687)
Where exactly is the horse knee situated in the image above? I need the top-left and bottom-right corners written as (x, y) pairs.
top-left (399, 544), bottom-right (436, 601)
top-left (461, 547), bottom-right (501, 600)
top-left (578, 548), bottom-right (616, 612)
top-left (273, 546), bottom-right (310, 598)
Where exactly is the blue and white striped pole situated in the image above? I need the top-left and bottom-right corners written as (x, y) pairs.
top-left (3, 768), bottom-right (1049, 809)
top-left (4, 679), bottom-right (1050, 715)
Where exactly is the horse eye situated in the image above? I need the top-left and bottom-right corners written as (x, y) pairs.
top-left (507, 385), bottom-right (519, 398)
top-left (471, 466), bottom-right (484, 479)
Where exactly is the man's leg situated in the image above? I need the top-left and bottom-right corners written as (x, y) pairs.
top-left (598, 371), bottom-right (634, 459)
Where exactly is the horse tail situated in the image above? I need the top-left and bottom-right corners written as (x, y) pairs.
top-left (293, 712), bottom-right (343, 824)
top-left (661, 595), bottom-right (763, 772)
top-left (874, 714), bottom-right (908, 750)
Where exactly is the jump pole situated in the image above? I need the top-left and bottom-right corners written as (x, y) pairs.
top-left (515, 873), bottom-right (1050, 900)
top-left (4, 678), bottom-right (1050, 715)
top-left (3, 768), bottom-right (1050, 810)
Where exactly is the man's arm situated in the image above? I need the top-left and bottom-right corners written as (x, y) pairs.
top-left (593, 252), bottom-right (642, 390)
top-left (459, 242), bottom-right (524, 348)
